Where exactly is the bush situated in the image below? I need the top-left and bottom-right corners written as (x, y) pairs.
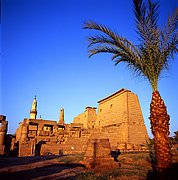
top-left (146, 138), bottom-right (156, 164)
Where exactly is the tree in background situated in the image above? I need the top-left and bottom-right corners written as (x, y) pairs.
top-left (174, 131), bottom-right (178, 143)
top-left (84, 0), bottom-right (177, 173)
top-left (171, 131), bottom-right (178, 144)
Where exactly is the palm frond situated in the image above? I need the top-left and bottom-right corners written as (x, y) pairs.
top-left (133, 0), bottom-right (147, 41)
top-left (160, 8), bottom-right (178, 60)
top-left (148, 0), bottom-right (159, 27)
top-left (84, 0), bottom-right (178, 91)
top-left (162, 8), bottom-right (178, 40)
top-left (84, 21), bottom-right (149, 79)
top-left (133, 0), bottom-right (160, 44)
top-left (88, 46), bottom-right (119, 58)
top-left (84, 21), bottom-right (141, 60)
top-left (87, 34), bottom-right (117, 48)
top-left (84, 20), bottom-right (118, 42)
top-left (161, 33), bottom-right (178, 70)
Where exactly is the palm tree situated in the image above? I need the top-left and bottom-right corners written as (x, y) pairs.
top-left (84, 0), bottom-right (177, 173)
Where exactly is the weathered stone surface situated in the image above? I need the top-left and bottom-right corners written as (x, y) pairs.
top-left (84, 138), bottom-right (118, 169)
top-left (96, 89), bottom-right (148, 147)
top-left (0, 115), bottom-right (8, 155)
top-left (74, 107), bottom-right (97, 129)
top-left (84, 139), bottom-right (111, 158)
top-left (10, 89), bottom-right (149, 157)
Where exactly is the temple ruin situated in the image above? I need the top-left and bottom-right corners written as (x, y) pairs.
top-left (8, 88), bottom-right (148, 157)
top-left (0, 115), bottom-right (8, 155)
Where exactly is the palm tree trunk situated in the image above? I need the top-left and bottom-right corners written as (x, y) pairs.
top-left (149, 90), bottom-right (171, 172)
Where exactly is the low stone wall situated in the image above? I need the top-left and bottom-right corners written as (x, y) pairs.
top-left (61, 137), bottom-right (88, 154)
top-left (19, 141), bottom-right (32, 157)
top-left (40, 144), bottom-right (61, 156)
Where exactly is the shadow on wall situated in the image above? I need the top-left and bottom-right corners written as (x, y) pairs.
top-left (35, 141), bottom-right (45, 156)
top-left (9, 141), bottom-right (19, 157)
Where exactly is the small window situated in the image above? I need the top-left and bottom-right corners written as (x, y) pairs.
top-left (110, 104), bottom-right (113, 108)
top-left (100, 109), bottom-right (102, 112)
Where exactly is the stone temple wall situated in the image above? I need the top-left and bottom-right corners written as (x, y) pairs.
top-left (73, 107), bottom-right (97, 129)
top-left (127, 91), bottom-right (149, 145)
top-left (95, 89), bottom-right (148, 146)
top-left (96, 90), bottom-right (128, 128)
top-left (11, 88), bottom-right (149, 157)
top-left (0, 115), bottom-right (8, 155)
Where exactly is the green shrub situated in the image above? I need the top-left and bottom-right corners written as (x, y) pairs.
top-left (146, 138), bottom-right (156, 164)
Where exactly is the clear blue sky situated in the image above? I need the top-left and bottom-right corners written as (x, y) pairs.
top-left (1, 0), bottom-right (178, 137)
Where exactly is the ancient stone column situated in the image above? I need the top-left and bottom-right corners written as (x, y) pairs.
top-left (31, 138), bottom-right (37, 156)
top-left (0, 115), bottom-right (8, 155)
top-left (10, 137), bottom-right (16, 151)
top-left (21, 123), bottom-right (28, 142)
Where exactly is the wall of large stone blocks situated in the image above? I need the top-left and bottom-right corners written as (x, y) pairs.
top-left (73, 108), bottom-right (97, 129)
top-left (40, 144), bottom-right (61, 155)
top-left (73, 112), bottom-right (88, 128)
top-left (127, 92), bottom-right (144, 125)
top-left (61, 137), bottom-right (88, 154)
top-left (96, 92), bottom-right (128, 128)
top-left (19, 142), bottom-right (32, 157)
top-left (128, 124), bottom-right (148, 145)
top-left (15, 122), bottom-right (23, 142)
top-left (96, 90), bottom-right (148, 146)
top-left (101, 123), bottom-right (130, 147)
top-left (13, 89), bottom-right (149, 157)
top-left (127, 92), bottom-right (148, 145)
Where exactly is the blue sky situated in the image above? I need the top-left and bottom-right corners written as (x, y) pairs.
top-left (1, 0), bottom-right (178, 137)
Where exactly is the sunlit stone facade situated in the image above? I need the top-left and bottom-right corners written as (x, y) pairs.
top-left (11, 89), bottom-right (148, 157)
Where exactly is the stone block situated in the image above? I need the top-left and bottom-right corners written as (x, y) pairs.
top-left (84, 138), bottom-right (119, 169)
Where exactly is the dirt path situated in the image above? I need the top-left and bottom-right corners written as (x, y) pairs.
top-left (0, 156), bottom-right (86, 180)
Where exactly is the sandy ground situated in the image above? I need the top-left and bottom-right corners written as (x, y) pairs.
top-left (1, 153), bottom-right (178, 180)
top-left (0, 156), bottom-right (86, 180)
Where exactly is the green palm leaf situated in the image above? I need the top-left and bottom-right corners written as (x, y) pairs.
top-left (83, 0), bottom-right (178, 173)
top-left (84, 0), bottom-right (177, 91)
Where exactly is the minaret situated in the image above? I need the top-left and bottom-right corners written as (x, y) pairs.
top-left (30, 96), bottom-right (37, 119)
top-left (58, 108), bottom-right (64, 124)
